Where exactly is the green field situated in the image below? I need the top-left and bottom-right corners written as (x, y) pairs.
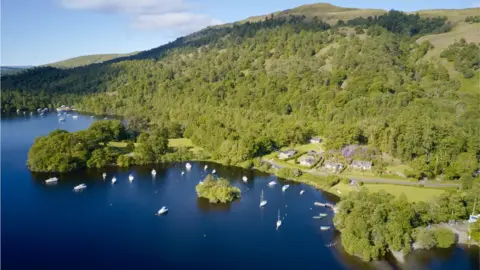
top-left (168, 138), bottom-right (204, 154)
top-left (330, 182), bottom-right (448, 202)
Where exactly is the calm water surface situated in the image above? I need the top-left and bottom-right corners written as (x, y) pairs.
top-left (1, 113), bottom-right (478, 270)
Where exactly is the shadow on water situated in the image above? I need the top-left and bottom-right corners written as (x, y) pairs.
top-left (196, 197), bottom-right (234, 213)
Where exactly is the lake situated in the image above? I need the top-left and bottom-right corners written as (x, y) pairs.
top-left (1, 112), bottom-right (478, 270)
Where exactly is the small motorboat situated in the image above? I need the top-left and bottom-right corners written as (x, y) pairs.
top-left (128, 174), bottom-right (134, 182)
top-left (268, 181), bottom-right (277, 187)
top-left (72, 115), bottom-right (78, 119)
top-left (45, 177), bottom-right (58, 184)
top-left (111, 177), bottom-right (117, 184)
top-left (320, 226), bottom-right (331, 231)
top-left (151, 169), bottom-right (157, 176)
top-left (212, 169), bottom-right (216, 174)
top-left (157, 206), bottom-right (168, 215)
top-left (186, 163), bottom-right (192, 170)
top-left (313, 213), bottom-right (328, 219)
top-left (242, 176), bottom-right (248, 182)
top-left (73, 183), bottom-right (87, 191)
top-left (300, 190), bottom-right (305, 195)
top-left (204, 165), bottom-right (208, 171)
top-left (276, 209), bottom-right (282, 230)
top-left (259, 189), bottom-right (267, 207)
top-left (282, 185), bottom-right (290, 192)
top-left (102, 173), bottom-right (107, 180)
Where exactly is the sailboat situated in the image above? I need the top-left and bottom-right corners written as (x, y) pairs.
top-left (259, 189), bottom-right (267, 207)
top-left (320, 226), bottom-right (331, 231)
top-left (102, 173), bottom-right (107, 180)
top-left (151, 169), bottom-right (157, 176)
top-left (185, 163), bottom-right (192, 170)
top-left (111, 176), bottom-right (117, 184)
top-left (242, 176), bottom-right (248, 182)
top-left (181, 171), bottom-right (185, 175)
top-left (282, 185), bottom-right (290, 192)
top-left (73, 183), bottom-right (87, 191)
top-left (212, 169), bottom-right (216, 174)
top-left (129, 174), bottom-right (134, 182)
top-left (300, 190), bottom-right (305, 195)
top-left (276, 209), bottom-right (282, 230)
top-left (204, 165), bottom-right (208, 171)
top-left (45, 177), bottom-right (58, 184)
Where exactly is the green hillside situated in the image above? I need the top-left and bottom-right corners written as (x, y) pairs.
top-left (46, 52), bottom-right (138, 68)
top-left (1, 5), bottom-right (479, 183)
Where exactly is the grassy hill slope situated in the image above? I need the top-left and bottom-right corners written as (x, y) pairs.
top-left (46, 52), bottom-right (138, 68)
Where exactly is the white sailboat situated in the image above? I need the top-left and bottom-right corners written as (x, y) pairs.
top-left (128, 174), bottom-right (134, 182)
top-left (268, 181), bottom-right (277, 187)
top-left (300, 190), bottom-right (305, 195)
top-left (186, 163), bottom-right (192, 170)
top-left (111, 177), bottom-right (117, 184)
top-left (72, 115), bottom-right (78, 119)
top-left (73, 183), bottom-right (87, 191)
top-left (102, 173), bottom-right (107, 180)
top-left (320, 226), bottom-right (331, 231)
top-left (282, 185), bottom-right (290, 192)
top-left (204, 165), bottom-right (208, 171)
top-left (151, 169), bottom-right (157, 176)
top-left (157, 206), bottom-right (168, 215)
top-left (212, 169), bottom-right (216, 174)
top-left (45, 177), bottom-right (58, 184)
top-left (276, 209), bottom-right (282, 230)
top-left (242, 176), bottom-right (248, 182)
top-left (181, 171), bottom-right (185, 175)
top-left (259, 189), bottom-right (267, 207)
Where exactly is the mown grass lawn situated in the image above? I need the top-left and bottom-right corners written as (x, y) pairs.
top-left (168, 138), bottom-right (204, 154)
top-left (330, 183), bottom-right (448, 202)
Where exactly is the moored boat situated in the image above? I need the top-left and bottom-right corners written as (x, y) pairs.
top-left (268, 181), bottom-right (277, 186)
top-left (73, 183), bottom-right (87, 191)
top-left (276, 209), bottom-right (282, 230)
top-left (282, 185), bottom-right (290, 192)
top-left (151, 169), bottom-right (157, 176)
top-left (259, 189), bottom-right (267, 207)
top-left (320, 226), bottom-right (331, 231)
top-left (242, 176), bottom-right (248, 182)
top-left (128, 174), bottom-right (134, 182)
top-left (157, 206), bottom-right (168, 215)
top-left (45, 177), bottom-right (58, 184)
top-left (111, 177), bottom-right (117, 184)
top-left (300, 190), bottom-right (305, 195)
top-left (186, 163), bottom-right (192, 170)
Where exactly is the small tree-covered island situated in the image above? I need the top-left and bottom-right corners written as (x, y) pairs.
top-left (196, 174), bottom-right (242, 203)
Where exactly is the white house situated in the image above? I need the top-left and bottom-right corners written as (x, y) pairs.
top-left (299, 156), bottom-right (316, 167)
top-left (324, 162), bottom-right (344, 171)
top-left (350, 160), bottom-right (372, 170)
top-left (309, 137), bottom-right (322, 144)
top-left (278, 149), bottom-right (297, 160)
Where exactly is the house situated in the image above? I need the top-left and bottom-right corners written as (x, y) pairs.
top-left (310, 137), bottom-right (322, 144)
top-left (324, 162), bottom-right (344, 171)
top-left (350, 160), bottom-right (372, 170)
top-left (299, 156), bottom-right (316, 167)
top-left (278, 149), bottom-right (297, 160)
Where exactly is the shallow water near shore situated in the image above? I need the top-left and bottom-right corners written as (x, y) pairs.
top-left (1, 113), bottom-right (478, 270)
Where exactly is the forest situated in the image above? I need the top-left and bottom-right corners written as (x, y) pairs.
top-left (3, 10), bottom-right (480, 182)
top-left (334, 186), bottom-right (478, 261)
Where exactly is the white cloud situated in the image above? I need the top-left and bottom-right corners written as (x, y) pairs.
top-left (133, 12), bottom-right (222, 33)
top-left (59, 0), bottom-right (221, 33)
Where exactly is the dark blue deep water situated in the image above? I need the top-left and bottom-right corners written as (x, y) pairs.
top-left (1, 113), bottom-right (478, 270)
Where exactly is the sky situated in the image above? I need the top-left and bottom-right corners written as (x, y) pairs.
top-left (1, 0), bottom-right (479, 66)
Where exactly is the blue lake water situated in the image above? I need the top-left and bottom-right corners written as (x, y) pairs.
top-left (1, 113), bottom-right (478, 270)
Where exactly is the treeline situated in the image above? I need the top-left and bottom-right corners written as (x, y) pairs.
top-left (340, 10), bottom-right (451, 36)
top-left (27, 120), bottom-right (194, 172)
top-left (4, 10), bottom-right (480, 181)
top-left (440, 38), bottom-right (480, 78)
top-left (465, 15), bottom-right (480, 23)
top-left (334, 188), bottom-right (478, 261)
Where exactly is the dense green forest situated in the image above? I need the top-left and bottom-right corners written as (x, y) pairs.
top-left (334, 187), bottom-right (477, 260)
top-left (3, 10), bottom-right (480, 181)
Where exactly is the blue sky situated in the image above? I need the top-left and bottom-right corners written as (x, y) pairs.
top-left (2, 0), bottom-right (478, 66)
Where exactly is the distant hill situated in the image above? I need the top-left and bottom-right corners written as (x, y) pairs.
top-left (46, 52), bottom-right (138, 68)
top-left (0, 66), bottom-right (32, 75)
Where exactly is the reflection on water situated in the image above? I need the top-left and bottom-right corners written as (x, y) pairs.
top-left (196, 197), bottom-right (234, 213)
